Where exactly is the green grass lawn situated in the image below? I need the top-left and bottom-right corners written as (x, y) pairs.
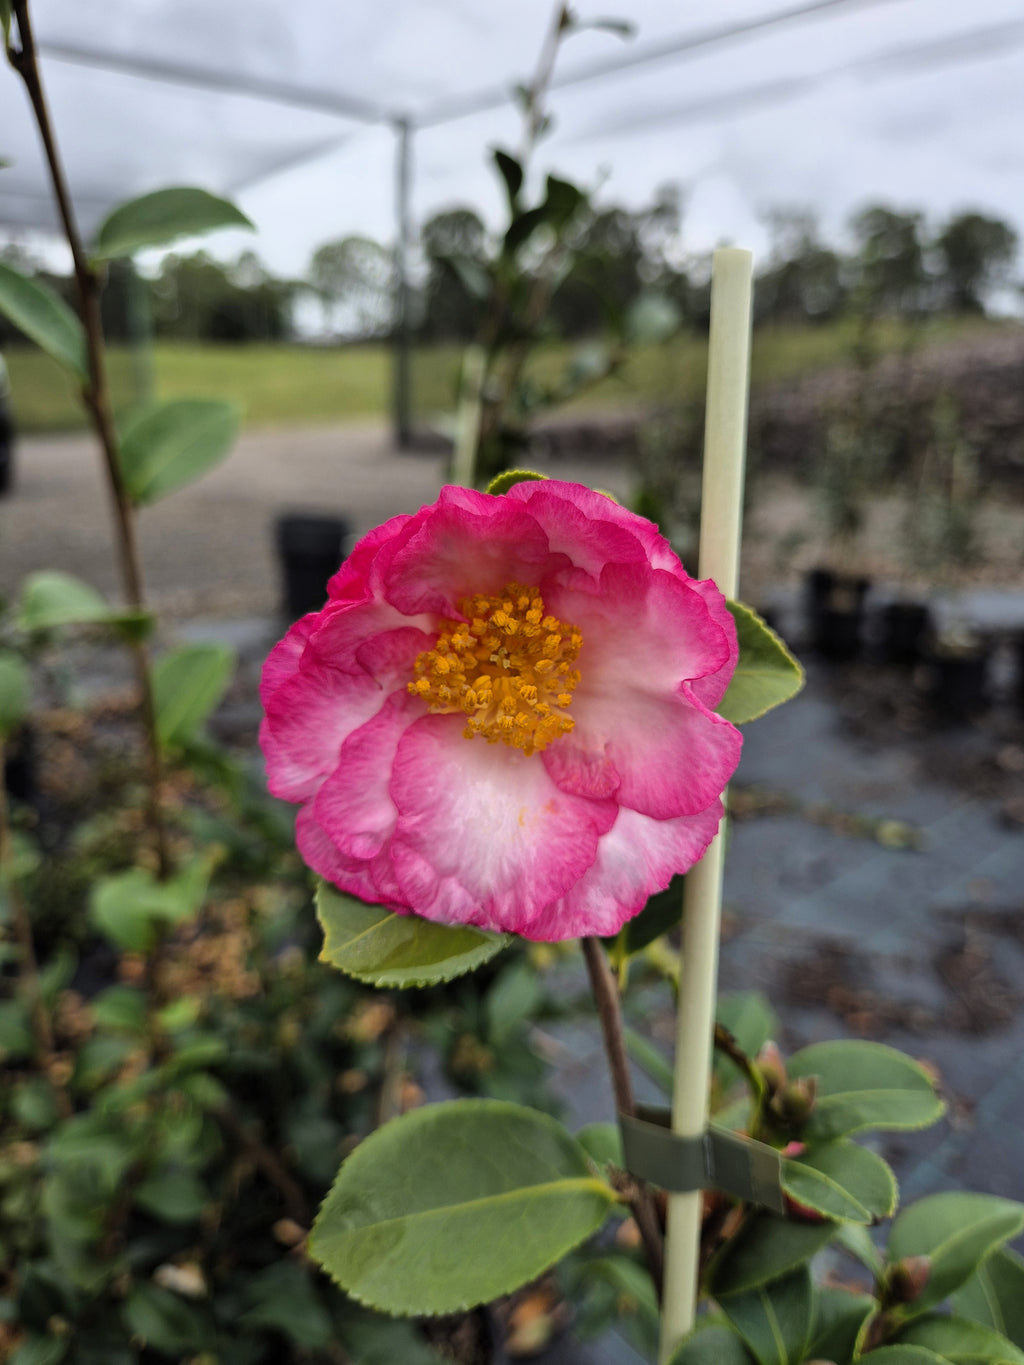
top-left (3, 316), bottom-right (1006, 435)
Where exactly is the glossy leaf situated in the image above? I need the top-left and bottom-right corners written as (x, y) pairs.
top-left (718, 991), bottom-right (779, 1063)
top-left (310, 1099), bottom-right (617, 1315)
top-left (807, 1286), bottom-right (876, 1362)
top-left (575, 1122), bottom-right (623, 1171)
top-left (897, 1313), bottom-right (1024, 1364)
top-left (782, 1139), bottom-right (897, 1224)
top-left (0, 259), bottom-right (86, 379)
top-left (953, 1248), bottom-right (1024, 1348)
top-left (493, 148), bottom-right (524, 208)
top-left (614, 873), bottom-right (684, 955)
top-left (787, 1040), bottom-right (945, 1140)
top-left (118, 398), bottom-right (240, 505)
top-left (239, 1262), bottom-right (333, 1350)
top-left (486, 468), bottom-right (547, 496)
top-left (121, 1282), bottom-right (209, 1354)
top-left (0, 650), bottom-right (30, 738)
top-left (134, 1168), bottom-right (207, 1223)
top-left (153, 643), bottom-right (234, 748)
top-left (670, 1321), bottom-right (756, 1364)
top-left (316, 882), bottom-right (508, 988)
top-left (718, 602), bottom-right (804, 725)
top-left (18, 571), bottom-right (117, 631)
top-left (719, 1266), bottom-right (813, 1365)
top-left (862, 1350), bottom-right (951, 1364)
top-left (93, 186), bottom-right (253, 260)
top-left (89, 859), bottom-right (209, 953)
top-left (888, 1192), bottom-right (1024, 1319)
top-left (711, 1213), bottom-right (835, 1295)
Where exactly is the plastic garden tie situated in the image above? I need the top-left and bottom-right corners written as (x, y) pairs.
top-left (619, 1106), bottom-right (785, 1214)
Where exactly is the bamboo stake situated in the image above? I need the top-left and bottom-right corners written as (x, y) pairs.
top-left (659, 247), bottom-right (753, 1363)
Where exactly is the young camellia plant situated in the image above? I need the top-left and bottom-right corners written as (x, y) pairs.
top-left (261, 471), bottom-right (1024, 1365)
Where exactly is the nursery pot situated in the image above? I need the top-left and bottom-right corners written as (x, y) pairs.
top-left (804, 569), bottom-right (870, 662)
top-left (879, 602), bottom-right (933, 666)
top-left (927, 645), bottom-right (990, 722)
top-left (274, 513), bottom-right (349, 619)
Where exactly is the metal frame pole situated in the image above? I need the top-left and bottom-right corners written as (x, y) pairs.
top-left (392, 116), bottom-right (413, 450)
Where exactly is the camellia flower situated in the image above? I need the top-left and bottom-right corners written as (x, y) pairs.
top-left (260, 480), bottom-right (742, 941)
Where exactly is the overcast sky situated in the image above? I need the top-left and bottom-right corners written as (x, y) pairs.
top-left (2, 0), bottom-right (1024, 277)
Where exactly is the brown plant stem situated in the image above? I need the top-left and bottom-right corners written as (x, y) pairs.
top-left (8, 0), bottom-right (169, 877)
top-left (0, 739), bottom-right (73, 1118)
top-left (581, 936), bottom-right (665, 1296)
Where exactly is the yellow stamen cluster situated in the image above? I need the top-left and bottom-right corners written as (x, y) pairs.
top-left (408, 583), bottom-right (583, 755)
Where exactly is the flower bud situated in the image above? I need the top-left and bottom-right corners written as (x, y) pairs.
top-left (886, 1255), bottom-right (931, 1304)
top-left (770, 1075), bottom-right (818, 1124)
top-left (756, 1040), bottom-right (788, 1094)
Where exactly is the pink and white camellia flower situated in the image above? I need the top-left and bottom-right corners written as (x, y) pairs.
top-left (260, 479), bottom-right (742, 941)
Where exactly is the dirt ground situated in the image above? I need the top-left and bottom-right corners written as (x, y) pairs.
top-left (2, 422), bottom-right (1023, 622)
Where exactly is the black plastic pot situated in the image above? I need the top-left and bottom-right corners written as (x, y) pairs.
top-left (927, 647), bottom-right (990, 722)
top-left (805, 569), bottom-right (870, 662)
top-left (274, 513), bottom-right (349, 619)
top-left (879, 602), bottom-right (933, 666)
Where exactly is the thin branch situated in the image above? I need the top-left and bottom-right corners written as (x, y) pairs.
top-left (8, 0), bottom-right (169, 877)
top-left (581, 936), bottom-right (665, 1296)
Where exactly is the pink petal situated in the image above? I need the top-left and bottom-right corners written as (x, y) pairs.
top-left (543, 562), bottom-right (741, 818)
top-left (259, 612), bottom-right (317, 706)
top-left (387, 715), bottom-right (616, 935)
top-left (312, 691), bottom-right (418, 861)
top-left (296, 804), bottom-right (401, 906)
top-left (384, 487), bottom-right (552, 618)
top-left (526, 803), bottom-right (724, 940)
top-left (687, 578), bottom-right (740, 709)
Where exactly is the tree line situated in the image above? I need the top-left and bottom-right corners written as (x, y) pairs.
top-left (0, 195), bottom-right (1018, 349)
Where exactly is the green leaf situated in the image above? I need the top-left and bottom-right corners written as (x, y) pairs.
top-left (91, 985), bottom-right (148, 1035)
top-left (542, 174), bottom-right (586, 230)
top-left (153, 643), bottom-right (234, 748)
top-left (719, 1266), bottom-right (813, 1365)
top-left (623, 1025), bottom-right (673, 1095)
top-left (493, 148), bottom-right (524, 209)
top-left (239, 1262), bottom-right (333, 1350)
top-left (89, 859), bottom-right (209, 952)
top-left (836, 1221), bottom-right (886, 1278)
top-left (316, 882), bottom-right (508, 988)
top-left (444, 253), bottom-right (492, 303)
top-left (718, 602), bottom-right (804, 725)
top-left (710, 1213), bottom-right (836, 1296)
top-left (121, 1282), bottom-right (209, 1354)
top-left (782, 1139), bottom-right (897, 1224)
top-left (134, 1168), bottom-right (207, 1224)
top-left (310, 1099), bottom-right (617, 1315)
top-left (0, 260), bottom-right (86, 379)
top-left (614, 873), bottom-right (684, 955)
top-left (0, 650), bottom-right (29, 738)
top-left (118, 398), bottom-right (240, 505)
top-left (897, 1313), bottom-right (1024, 1363)
top-left (575, 1122), bottom-right (623, 1171)
top-left (485, 958), bottom-right (542, 1040)
top-left (718, 992), bottom-right (780, 1063)
top-left (807, 1286), bottom-right (876, 1362)
top-left (669, 1322), bottom-right (757, 1364)
top-left (93, 186), bottom-right (253, 260)
top-left (861, 1350), bottom-right (951, 1364)
top-left (486, 469), bottom-right (547, 496)
top-left (1, 0), bottom-right (12, 45)
top-left (9, 1337), bottom-right (69, 1365)
top-left (787, 1040), bottom-right (945, 1140)
top-left (18, 571), bottom-right (119, 631)
top-left (953, 1248), bottom-right (1024, 1348)
top-left (0, 1000), bottom-right (35, 1060)
top-left (888, 1192), bottom-right (1024, 1319)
